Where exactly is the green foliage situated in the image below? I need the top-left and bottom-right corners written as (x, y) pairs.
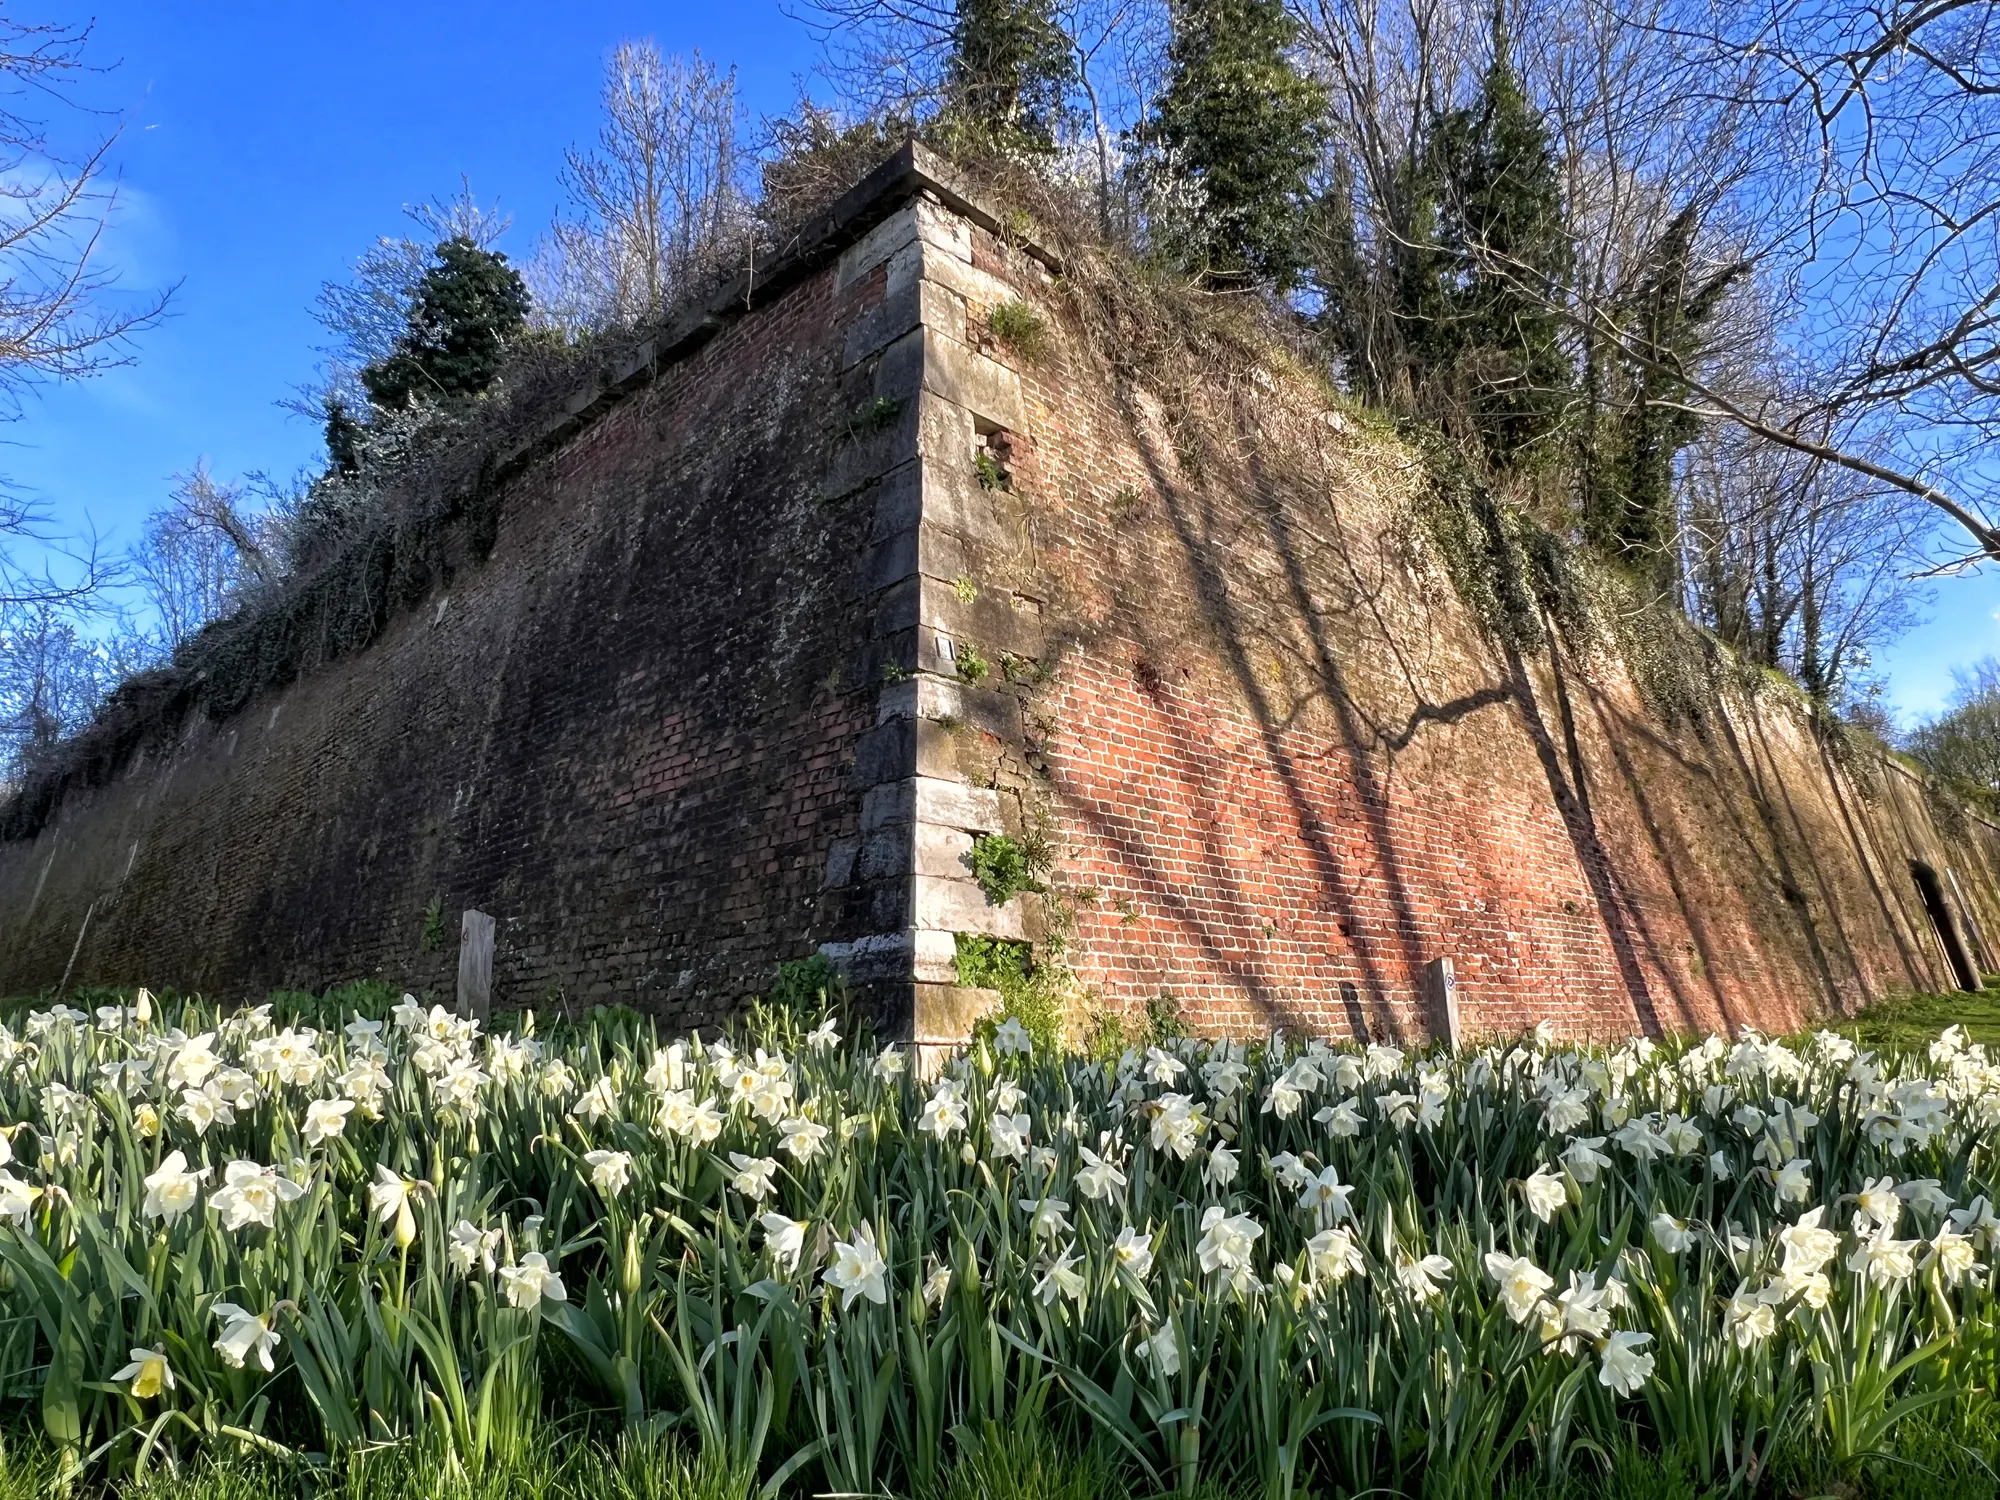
top-left (766, 954), bottom-right (845, 1017)
top-left (844, 396), bottom-right (904, 440)
top-left (1140, 0), bottom-right (1327, 288)
top-left (1395, 7), bottom-right (1573, 470)
top-left (1144, 989), bottom-right (1189, 1043)
top-left (954, 643), bottom-right (991, 684)
top-left (967, 830), bottom-right (1047, 904)
top-left (1580, 207), bottom-right (1745, 583)
top-left (1831, 990), bottom-right (2000, 1051)
top-left (360, 237), bottom-right (531, 414)
top-left (421, 898), bottom-right (447, 954)
top-left (1907, 659), bottom-right (2000, 818)
top-left (973, 449), bottom-right (1010, 491)
top-left (941, 0), bottom-right (1076, 157)
top-left (987, 299), bottom-right (1050, 360)
top-left (1414, 432), bottom-right (1589, 655)
top-left (954, 933), bottom-right (1063, 1053)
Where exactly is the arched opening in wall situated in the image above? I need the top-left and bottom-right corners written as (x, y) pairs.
top-left (1910, 860), bottom-right (1980, 993)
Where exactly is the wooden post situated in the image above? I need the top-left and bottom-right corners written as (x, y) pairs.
top-left (457, 909), bottom-right (495, 1021)
top-left (1424, 956), bottom-right (1462, 1049)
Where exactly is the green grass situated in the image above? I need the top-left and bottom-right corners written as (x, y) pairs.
top-left (1825, 986), bottom-right (2000, 1050)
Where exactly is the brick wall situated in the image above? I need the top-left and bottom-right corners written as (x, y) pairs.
top-left (929, 215), bottom-right (2000, 1041)
top-left (0, 183), bottom-right (919, 1025)
top-left (4, 144), bottom-right (1995, 1044)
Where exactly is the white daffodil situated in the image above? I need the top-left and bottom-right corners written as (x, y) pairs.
top-left (1598, 1330), bottom-right (1654, 1396)
top-left (761, 1213), bottom-right (808, 1273)
top-left (1926, 1227), bottom-right (1986, 1286)
top-left (1300, 1165), bottom-right (1355, 1227)
top-left (1561, 1136), bottom-right (1611, 1184)
top-left (499, 1251), bottom-right (568, 1309)
top-left (1854, 1176), bottom-right (1902, 1234)
top-left (1779, 1207), bottom-right (1842, 1275)
top-left (368, 1164), bottom-right (418, 1249)
top-left (992, 1017), bottom-right (1033, 1057)
top-left (919, 1082), bottom-right (968, 1140)
top-left (208, 1160), bottom-right (306, 1232)
top-left (1019, 1196), bottom-right (1072, 1239)
top-left (779, 1116), bottom-right (830, 1163)
top-left (1035, 1245), bottom-right (1087, 1306)
top-left (1485, 1252), bottom-right (1555, 1324)
top-left (1196, 1207), bottom-right (1263, 1279)
top-left (1306, 1226), bottom-right (1365, 1283)
top-left (1724, 1280), bottom-right (1781, 1347)
top-left (142, 1151), bottom-right (208, 1224)
top-left (1848, 1229), bottom-right (1920, 1290)
top-left (447, 1219), bottom-right (502, 1276)
top-left (1395, 1251), bottom-right (1453, 1302)
top-left (1139, 1324), bottom-right (1180, 1377)
top-left (729, 1153), bottom-right (779, 1201)
top-left (302, 1097), bottom-right (354, 1147)
top-left (211, 1302), bottom-right (281, 1371)
top-left (922, 1263), bottom-right (953, 1307)
top-left (584, 1148), bottom-right (634, 1198)
top-left (1203, 1142), bottom-right (1239, 1189)
top-left (1521, 1167), bottom-right (1567, 1223)
top-left (1075, 1144), bottom-right (1127, 1201)
top-left (989, 1112), bottom-right (1031, 1162)
top-left (1650, 1212), bottom-right (1696, 1254)
top-left (1112, 1223), bottom-right (1155, 1279)
top-left (823, 1224), bottom-right (889, 1309)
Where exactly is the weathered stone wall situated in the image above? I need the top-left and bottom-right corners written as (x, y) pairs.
top-left (4, 144), bottom-right (1995, 1044)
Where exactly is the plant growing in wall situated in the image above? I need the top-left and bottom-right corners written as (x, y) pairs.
top-left (967, 830), bottom-right (1049, 904)
top-left (956, 643), bottom-right (991, 684)
top-left (420, 898), bottom-right (446, 953)
top-left (987, 299), bottom-right (1050, 361)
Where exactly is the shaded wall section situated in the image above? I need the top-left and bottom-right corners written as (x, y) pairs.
top-left (0, 237), bottom-right (900, 1021)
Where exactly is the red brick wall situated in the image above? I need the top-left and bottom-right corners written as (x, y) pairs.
top-left (949, 222), bottom-right (2000, 1042)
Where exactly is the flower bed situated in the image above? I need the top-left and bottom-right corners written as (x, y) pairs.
top-left (0, 988), bottom-right (1995, 1497)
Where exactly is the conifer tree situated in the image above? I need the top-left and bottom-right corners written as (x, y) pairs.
top-left (361, 237), bottom-right (531, 413)
top-left (1408, 5), bottom-right (1574, 470)
top-left (1143, 0), bottom-right (1327, 288)
top-left (1581, 206), bottom-right (1745, 581)
top-left (943, 0), bottom-right (1075, 156)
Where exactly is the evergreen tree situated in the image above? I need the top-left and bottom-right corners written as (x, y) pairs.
top-left (322, 398), bottom-right (365, 478)
top-left (1581, 206), bottom-right (1744, 581)
top-left (943, 0), bottom-right (1075, 156)
top-left (1406, 5), bottom-right (1574, 470)
top-left (360, 236), bottom-right (531, 413)
top-left (1143, 0), bottom-right (1327, 289)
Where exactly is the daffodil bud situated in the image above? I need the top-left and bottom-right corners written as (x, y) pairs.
top-left (395, 1197), bottom-right (417, 1250)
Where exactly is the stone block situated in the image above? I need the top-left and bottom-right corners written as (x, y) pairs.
top-left (913, 822), bottom-right (975, 880)
top-left (920, 579), bottom-right (1046, 662)
top-left (912, 874), bottom-right (1029, 939)
top-left (922, 329), bottom-right (1024, 432)
top-left (913, 982), bottom-right (1002, 1045)
top-left (834, 203), bottom-right (921, 291)
top-left (860, 775), bottom-right (1003, 834)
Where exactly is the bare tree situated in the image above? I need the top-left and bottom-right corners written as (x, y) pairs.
top-left (0, 598), bottom-right (111, 785)
top-left (125, 462), bottom-right (267, 659)
top-left (529, 45), bottom-right (750, 333)
top-left (0, 16), bottom-right (169, 611)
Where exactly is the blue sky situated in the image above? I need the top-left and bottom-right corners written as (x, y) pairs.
top-left (6, 0), bottom-right (817, 591)
top-left (4, 0), bottom-right (1994, 725)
